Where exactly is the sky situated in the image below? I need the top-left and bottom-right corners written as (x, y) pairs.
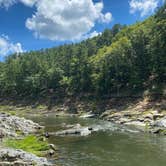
top-left (0, 0), bottom-right (165, 60)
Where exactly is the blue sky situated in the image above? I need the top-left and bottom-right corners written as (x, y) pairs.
top-left (0, 0), bottom-right (164, 60)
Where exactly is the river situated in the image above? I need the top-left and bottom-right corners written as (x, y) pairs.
top-left (29, 114), bottom-right (166, 166)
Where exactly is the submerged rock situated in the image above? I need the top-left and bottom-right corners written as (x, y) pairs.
top-left (0, 148), bottom-right (52, 166)
top-left (80, 112), bottom-right (95, 118)
top-left (124, 121), bottom-right (146, 127)
top-left (55, 124), bottom-right (93, 136)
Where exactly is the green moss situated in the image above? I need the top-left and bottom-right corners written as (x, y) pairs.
top-left (4, 135), bottom-right (49, 156)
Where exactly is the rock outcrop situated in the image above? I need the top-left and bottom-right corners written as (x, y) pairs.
top-left (79, 111), bottom-right (95, 118)
top-left (0, 148), bottom-right (52, 166)
top-left (53, 124), bottom-right (93, 136)
top-left (101, 108), bottom-right (166, 134)
top-left (0, 114), bottom-right (55, 165)
top-left (0, 113), bottom-right (43, 138)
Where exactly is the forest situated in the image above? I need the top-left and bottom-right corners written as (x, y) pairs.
top-left (0, 3), bottom-right (165, 99)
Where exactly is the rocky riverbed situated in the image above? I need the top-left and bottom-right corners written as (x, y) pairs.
top-left (100, 98), bottom-right (166, 134)
top-left (0, 113), bottom-right (53, 166)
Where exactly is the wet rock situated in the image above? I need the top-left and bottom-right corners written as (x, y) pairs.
top-left (0, 129), bottom-right (5, 140)
top-left (137, 118), bottom-right (145, 122)
top-left (153, 113), bottom-right (164, 120)
top-left (48, 149), bottom-right (55, 156)
top-left (55, 124), bottom-right (93, 136)
top-left (49, 144), bottom-right (57, 151)
top-left (153, 117), bottom-right (166, 128)
top-left (143, 113), bottom-right (153, 120)
top-left (0, 148), bottom-right (52, 166)
top-left (80, 112), bottom-right (95, 118)
top-left (117, 118), bottom-right (132, 124)
top-left (150, 128), bottom-right (163, 134)
top-left (100, 110), bottom-right (113, 118)
top-left (124, 121), bottom-right (146, 127)
top-left (44, 132), bottom-right (50, 138)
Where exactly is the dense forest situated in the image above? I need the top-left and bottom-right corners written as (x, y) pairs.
top-left (0, 3), bottom-right (165, 99)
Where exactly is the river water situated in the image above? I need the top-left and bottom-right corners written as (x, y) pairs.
top-left (30, 115), bottom-right (166, 166)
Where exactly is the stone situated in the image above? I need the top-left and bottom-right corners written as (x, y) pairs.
top-left (153, 113), bottom-right (164, 120)
top-left (151, 128), bottom-right (163, 134)
top-left (153, 117), bottom-right (166, 128)
top-left (116, 118), bottom-right (132, 124)
top-left (143, 113), bottom-right (153, 120)
top-left (80, 112), bottom-right (95, 118)
top-left (0, 148), bottom-right (52, 166)
top-left (49, 144), bottom-right (57, 151)
top-left (48, 150), bottom-right (55, 156)
top-left (124, 121), bottom-right (146, 127)
top-left (55, 124), bottom-right (93, 136)
top-left (100, 110), bottom-right (112, 118)
top-left (0, 113), bottom-right (43, 138)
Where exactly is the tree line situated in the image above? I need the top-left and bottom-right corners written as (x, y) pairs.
top-left (0, 4), bottom-right (165, 98)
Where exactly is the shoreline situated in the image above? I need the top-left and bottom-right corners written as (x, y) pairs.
top-left (0, 95), bottom-right (165, 134)
top-left (0, 95), bottom-right (165, 164)
top-left (0, 113), bottom-right (57, 166)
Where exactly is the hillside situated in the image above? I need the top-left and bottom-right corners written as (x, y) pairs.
top-left (0, 3), bottom-right (165, 101)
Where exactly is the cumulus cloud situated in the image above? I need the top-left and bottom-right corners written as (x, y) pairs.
top-left (129, 0), bottom-right (162, 17)
top-left (0, 36), bottom-right (23, 57)
top-left (0, 0), bottom-right (15, 8)
top-left (25, 0), bottom-right (112, 41)
top-left (20, 0), bottom-right (37, 7)
top-left (100, 12), bottom-right (112, 23)
top-left (0, 0), bottom-right (112, 41)
top-left (88, 31), bottom-right (101, 39)
top-left (0, 0), bottom-right (37, 8)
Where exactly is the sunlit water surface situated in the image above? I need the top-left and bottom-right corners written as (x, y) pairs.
top-left (29, 115), bottom-right (166, 166)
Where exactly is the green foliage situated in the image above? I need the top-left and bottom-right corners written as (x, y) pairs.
top-left (0, 4), bottom-right (165, 98)
top-left (4, 135), bottom-right (49, 156)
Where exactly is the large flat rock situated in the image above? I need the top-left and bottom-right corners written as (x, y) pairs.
top-left (0, 148), bottom-right (52, 166)
top-left (0, 113), bottom-right (43, 138)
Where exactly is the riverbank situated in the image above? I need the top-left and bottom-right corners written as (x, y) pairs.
top-left (0, 113), bottom-right (56, 165)
top-left (0, 95), bottom-right (166, 165)
top-left (0, 95), bottom-right (165, 135)
top-left (101, 97), bottom-right (166, 134)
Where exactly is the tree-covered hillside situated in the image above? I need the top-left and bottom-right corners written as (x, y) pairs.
top-left (0, 4), bottom-right (165, 98)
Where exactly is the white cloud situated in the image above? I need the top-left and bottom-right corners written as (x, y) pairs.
top-left (0, 36), bottom-right (23, 57)
top-left (100, 12), bottom-right (112, 23)
top-left (0, 0), bottom-right (112, 41)
top-left (129, 0), bottom-right (162, 17)
top-left (20, 0), bottom-right (37, 7)
top-left (0, 0), bottom-right (36, 8)
top-left (25, 0), bottom-right (112, 41)
top-left (88, 31), bottom-right (101, 38)
top-left (0, 0), bottom-right (15, 8)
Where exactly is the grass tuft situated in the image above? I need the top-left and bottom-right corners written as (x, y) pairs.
top-left (4, 135), bottom-right (49, 156)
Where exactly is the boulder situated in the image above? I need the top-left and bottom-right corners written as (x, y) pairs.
top-left (55, 124), bottom-right (93, 136)
top-left (124, 121), bottom-right (146, 127)
top-left (80, 112), bottom-right (95, 118)
top-left (143, 113), bottom-right (153, 120)
top-left (116, 118), bottom-right (132, 124)
top-left (153, 117), bottom-right (166, 128)
top-left (0, 113), bottom-right (43, 138)
top-left (0, 148), bottom-right (52, 166)
top-left (49, 144), bottom-right (57, 151)
top-left (153, 113), bottom-right (164, 120)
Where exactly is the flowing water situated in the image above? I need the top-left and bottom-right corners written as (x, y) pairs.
top-left (30, 115), bottom-right (166, 166)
